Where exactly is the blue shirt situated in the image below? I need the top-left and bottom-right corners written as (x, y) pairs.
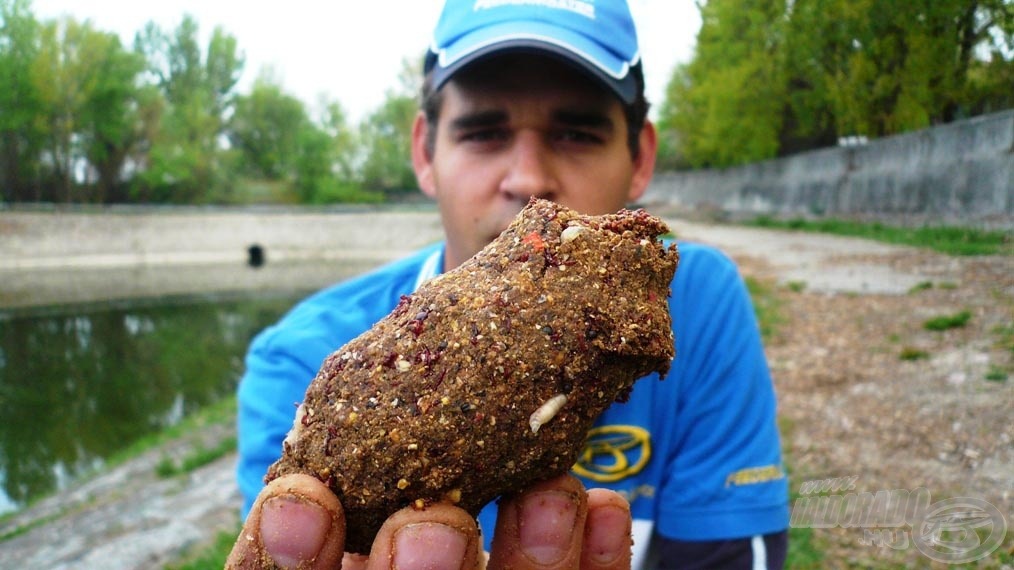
top-left (237, 240), bottom-right (789, 561)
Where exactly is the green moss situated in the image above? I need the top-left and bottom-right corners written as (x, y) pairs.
top-left (923, 310), bottom-right (972, 331)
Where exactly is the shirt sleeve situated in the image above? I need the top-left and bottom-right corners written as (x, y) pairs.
top-left (655, 243), bottom-right (789, 541)
top-left (236, 323), bottom-right (336, 519)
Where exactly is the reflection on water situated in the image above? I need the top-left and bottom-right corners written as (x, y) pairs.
top-left (0, 292), bottom-right (306, 515)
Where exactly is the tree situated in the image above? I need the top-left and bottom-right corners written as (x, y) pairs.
top-left (358, 93), bottom-right (417, 191)
top-left (657, 0), bottom-right (789, 168)
top-left (783, 0), bottom-right (1013, 138)
top-left (132, 15), bottom-right (243, 203)
top-left (0, 0), bottom-right (45, 202)
top-left (357, 56), bottom-right (421, 192)
top-left (293, 98), bottom-right (380, 204)
top-left (76, 29), bottom-right (146, 203)
top-left (229, 73), bottom-right (309, 179)
top-left (931, 0), bottom-right (1013, 117)
top-left (657, 0), bottom-right (1014, 168)
top-left (31, 17), bottom-right (144, 203)
top-left (316, 98), bottom-right (358, 183)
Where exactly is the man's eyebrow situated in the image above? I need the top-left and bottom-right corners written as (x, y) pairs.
top-left (553, 110), bottom-right (615, 131)
top-left (449, 110), bottom-right (508, 132)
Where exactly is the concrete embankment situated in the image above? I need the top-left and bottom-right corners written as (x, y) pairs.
top-left (645, 109), bottom-right (1014, 228)
top-left (0, 205), bottom-right (445, 309)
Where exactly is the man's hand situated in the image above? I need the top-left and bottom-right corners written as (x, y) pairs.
top-left (226, 473), bottom-right (632, 569)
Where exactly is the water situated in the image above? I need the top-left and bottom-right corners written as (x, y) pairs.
top-left (0, 291), bottom-right (307, 515)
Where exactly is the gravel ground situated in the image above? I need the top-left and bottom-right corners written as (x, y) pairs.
top-left (0, 212), bottom-right (1010, 568)
top-left (680, 222), bottom-right (1013, 568)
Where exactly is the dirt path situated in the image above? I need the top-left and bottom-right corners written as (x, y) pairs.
top-left (677, 222), bottom-right (1013, 567)
top-left (1, 218), bottom-right (1010, 569)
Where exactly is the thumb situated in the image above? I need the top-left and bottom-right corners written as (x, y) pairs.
top-left (226, 474), bottom-right (346, 569)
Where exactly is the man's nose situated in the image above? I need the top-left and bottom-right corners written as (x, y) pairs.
top-left (499, 132), bottom-right (557, 202)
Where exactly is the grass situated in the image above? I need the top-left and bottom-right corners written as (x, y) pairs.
top-left (165, 527), bottom-right (239, 570)
top-left (155, 436), bottom-right (237, 479)
top-left (104, 397), bottom-right (237, 471)
top-left (985, 366), bottom-right (1009, 382)
top-left (0, 512), bottom-right (63, 542)
top-left (993, 322), bottom-right (1014, 357)
top-left (786, 280), bottom-right (807, 293)
top-left (923, 310), bottom-right (972, 331)
top-left (786, 518), bottom-right (825, 568)
top-left (747, 216), bottom-right (1011, 256)
top-left (778, 417), bottom-right (827, 568)
top-left (899, 347), bottom-right (930, 361)
top-left (745, 276), bottom-right (785, 340)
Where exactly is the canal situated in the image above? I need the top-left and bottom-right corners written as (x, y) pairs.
top-left (0, 290), bottom-right (309, 515)
top-left (0, 206), bottom-right (444, 517)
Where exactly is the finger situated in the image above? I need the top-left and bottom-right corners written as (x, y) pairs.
top-left (226, 474), bottom-right (345, 570)
top-left (365, 502), bottom-right (483, 570)
top-left (488, 474), bottom-right (588, 569)
top-left (580, 489), bottom-right (632, 570)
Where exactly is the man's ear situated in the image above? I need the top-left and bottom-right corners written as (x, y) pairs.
top-left (412, 112), bottom-right (437, 199)
top-left (627, 120), bottom-right (658, 203)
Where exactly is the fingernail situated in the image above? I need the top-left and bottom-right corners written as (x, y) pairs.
top-left (519, 490), bottom-right (578, 565)
top-left (394, 523), bottom-right (468, 570)
top-left (585, 505), bottom-right (630, 564)
top-left (260, 495), bottom-right (331, 569)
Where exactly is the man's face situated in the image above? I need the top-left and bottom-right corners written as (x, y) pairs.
top-left (412, 55), bottom-right (657, 270)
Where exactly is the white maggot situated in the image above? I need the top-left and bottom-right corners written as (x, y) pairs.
top-left (529, 394), bottom-right (568, 433)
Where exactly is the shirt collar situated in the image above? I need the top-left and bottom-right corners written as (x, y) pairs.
top-left (413, 246), bottom-right (444, 292)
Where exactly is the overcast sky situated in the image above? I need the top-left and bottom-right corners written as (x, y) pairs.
top-left (32, 1), bottom-right (701, 122)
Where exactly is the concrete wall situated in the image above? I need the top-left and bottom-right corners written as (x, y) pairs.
top-left (644, 110), bottom-right (1014, 228)
top-left (0, 206), bottom-right (443, 271)
top-left (0, 205), bottom-right (445, 308)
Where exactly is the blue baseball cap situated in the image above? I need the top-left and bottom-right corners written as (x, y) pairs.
top-left (425, 0), bottom-right (643, 104)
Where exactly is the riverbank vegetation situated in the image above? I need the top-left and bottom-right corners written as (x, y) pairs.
top-left (656, 0), bottom-right (1014, 170)
top-left (747, 216), bottom-right (1012, 256)
top-left (0, 0), bottom-right (415, 206)
top-left (2, 0), bottom-right (1011, 205)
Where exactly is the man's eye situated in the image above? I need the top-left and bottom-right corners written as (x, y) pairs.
top-left (461, 129), bottom-right (507, 143)
top-left (556, 130), bottom-right (602, 144)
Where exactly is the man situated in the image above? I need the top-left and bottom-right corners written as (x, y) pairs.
top-left (230, 1), bottom-right (789, 568)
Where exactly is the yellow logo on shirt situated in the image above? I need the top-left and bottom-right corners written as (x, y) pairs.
top-left (725, 465), bottom-right (785, 487)
top-left (572, 425), bottom-right (651, 483)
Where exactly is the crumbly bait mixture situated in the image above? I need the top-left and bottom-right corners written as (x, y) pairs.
top-left (266, 198), bottom-right (679, 553)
